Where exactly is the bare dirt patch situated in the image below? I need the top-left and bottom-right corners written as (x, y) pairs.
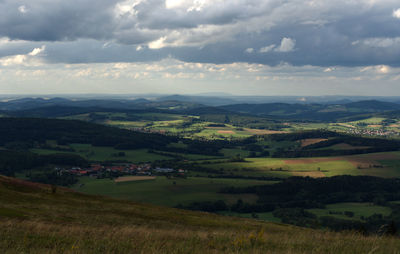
top-left (292, 171), bottom-right (326, 178)
top-left (114, 176), bottom-right (156, 183)
top-left (368, 125), bottom-right (382, 128)
top-left (300, 138), bottom-right (328, 147)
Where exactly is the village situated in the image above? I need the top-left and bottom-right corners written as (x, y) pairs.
top-left (346, 128), bottom-right (400, 137)
top-left (55, 163), bottom-right (186, 178)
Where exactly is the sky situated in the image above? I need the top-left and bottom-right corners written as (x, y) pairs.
top-left (0, 0), bottom-right (400, 96)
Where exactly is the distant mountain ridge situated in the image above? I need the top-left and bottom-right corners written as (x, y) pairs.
top-left (1, 96), bottom-right (400, 122)
top-left (218, 100), bottom-right (400, 121)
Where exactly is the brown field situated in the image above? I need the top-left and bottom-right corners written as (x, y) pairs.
top-left (217, 130), bottom-right (236, 134)
top-left (337, 123), bottom-right (356, 128)
top-left (347, 153), bottom-right (400, 168)
top-left (114, 176), bottom-right (156, 183)
top-left (355, 153), bottom-right (400, 160)
top-left (300, 138), bottom-right (328, 147)
top-left (368, 125), bottom-right (382, 128)
top-left (389, 124), bottom-right (400, 127)
top-left (244, 128), bottom-right (288, 135)
top-left (292, 171), bottom-right (326, 178)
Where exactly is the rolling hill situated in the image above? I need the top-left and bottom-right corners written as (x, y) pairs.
top-left (1, 175), bottom-right (399, 253)
top-left (219, 100), bottom-right (400, 121)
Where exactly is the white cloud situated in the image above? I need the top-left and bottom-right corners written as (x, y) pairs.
top-left (393, 8), bottom-right (400, 19)
top-left (28, 46), bottom-right (46, 56)
top-left (165, 0), bottom-right (186, 9)
top-left (245, 48), bottom-right (254, 53)
top-left (18, 5), bottom-right (28, 14)
top-left (378, 65), bottom-right (390, 74)
top-left (275, 37), bottom-right (296, 52)
top-left (0, 55), bottom-right (27, 66)
top-left (0, 46), bottom-right (46, 66)
top-left (165, 0), bottom-right (213, 12)
top-left (148, 37), bottom-right (167, 49)
top-left (114, 0), bottom-right (142, 16)
top-left (360, 65), bottom-right (391, 74)
top-left (259, 44), bottom-right (276, 53)
top-left (358, 37), bottom-right (400, 48)
top-left (324, 67), bottom-right (335, 72)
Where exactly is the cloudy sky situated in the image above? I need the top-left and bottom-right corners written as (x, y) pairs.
top-left (0, 0), bottom-right (400, 95)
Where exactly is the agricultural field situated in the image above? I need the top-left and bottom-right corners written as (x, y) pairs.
top-left (197, 152), bottom-right (400, 178)
top-left (73, 176), bottom-right (273, 207)
top-left (59, 109), bottom-right (400, 141)
top-left (222, 202), bottom-right (393, 224)
top-left (114, 176), bottom-right (156, 183)
top-left (307, 203), bottom-right (392, 222)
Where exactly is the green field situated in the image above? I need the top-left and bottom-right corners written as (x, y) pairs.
top-left (200, 157), bottom-right (355, 177)
top-left (308, 203), bottom-right (392, 221)
top-left (198, 152), bottom-right (400, 178)
top-left (350, 117), bottom-right (386, 125)
top-left (73, 176), bottom-right (273, 207)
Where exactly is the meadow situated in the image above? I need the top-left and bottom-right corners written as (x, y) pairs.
top-left (73, 176), bottom-right (272, 207)
top-left (307, 203), bottom-right (392, 222)
top-left (198, 152), bottom-right (400, 178)
top-left (2, 175), bottom-right (400, 253)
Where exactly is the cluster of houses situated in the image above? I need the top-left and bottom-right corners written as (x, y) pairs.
top-left (347, 128), bottom-right (399, 137)
top-left (57, 163), bottom-right (185, 178)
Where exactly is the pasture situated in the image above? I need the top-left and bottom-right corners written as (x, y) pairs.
top-left (73, 176), bottom-right (272, 207)
top-left (114, 176), bottom-right (156, 183)
top-left (199, 152), bottom-right (400, 178)
top-left (308, 202), bottom-right (392, 221)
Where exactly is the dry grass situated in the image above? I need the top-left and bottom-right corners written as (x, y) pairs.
top-left (1, 175), bottom-right (400, 253)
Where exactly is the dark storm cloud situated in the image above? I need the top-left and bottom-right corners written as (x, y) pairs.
top-left (1, 0), bottom-right (400, 67)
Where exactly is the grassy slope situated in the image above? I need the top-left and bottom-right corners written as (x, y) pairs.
top-left (72, 176), bottom-right (269, 206)
top-left (1, 176), bottom-right (400, 253)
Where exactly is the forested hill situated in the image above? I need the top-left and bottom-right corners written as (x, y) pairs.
top-left (0, 117), bottom-right (177, 149)
top-left (218, 100), bottom-right (400, 121)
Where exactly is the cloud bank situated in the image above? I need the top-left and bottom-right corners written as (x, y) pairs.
top-left (0, 0), bottom-right (400, 95)
top-left (0, 0), bottom-right (398, 67)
